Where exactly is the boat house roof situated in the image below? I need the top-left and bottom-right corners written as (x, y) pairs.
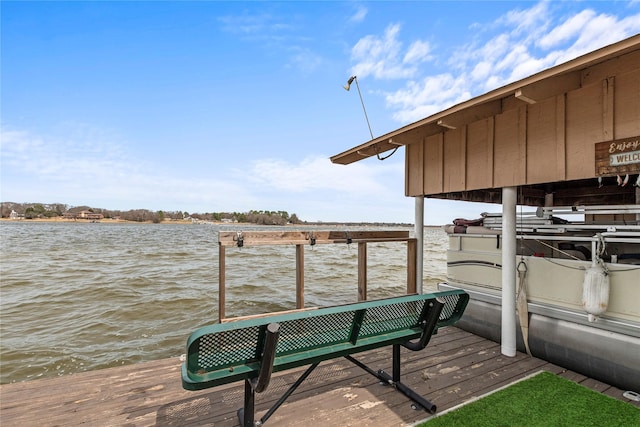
top-left (331, 35), bottom-right (640, 207)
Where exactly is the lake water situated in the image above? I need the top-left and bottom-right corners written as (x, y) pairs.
top-left (0, 222), bottom-right (448, 384)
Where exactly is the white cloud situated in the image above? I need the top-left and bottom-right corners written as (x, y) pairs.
top-left (550, 12), bottom-right (640, 64)
top-left (287, 47), bottom-right (323, 73)
top-left (350, 23), bottom-right (424, 80)
top-left (218, 13), bottom-right (293, 36)
top-left (537, 10), bottom-right (596, 49)
top-left (470, 60), bottom-right (492, 82)
top-left (0, 125), bottom-right (251, 211)
top-left (386, 74), bottom-right (472, 123)
top-left (0, 125), bottom-right (410, 221)
top-left (359, 1), bottom-right (640, 125)
top-left (1, 126), bottom-right (131, 179)
top-left (498, 1), bottom-right (551, 37)
top-left (403, 40), bottom-right (433, 64)
top-left (349, 5), bottom-right (368, 24)
top-left (247, 155), bottom-right (402, 195)
top-left (218, 10), bottom-right (321, 75)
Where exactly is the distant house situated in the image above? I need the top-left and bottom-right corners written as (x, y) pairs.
top-left (78, 210), bottom-right (103, 220)
top-left (9, 210), bottom-right (23, 220)
top-left (63, 210), bottom-right (104, 220)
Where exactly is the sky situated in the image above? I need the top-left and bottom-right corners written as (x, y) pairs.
top-left (2, 1), bottom-right (639, 225)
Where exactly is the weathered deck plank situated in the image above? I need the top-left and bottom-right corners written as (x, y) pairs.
top-left (1, 327), bottom-right (637, 427)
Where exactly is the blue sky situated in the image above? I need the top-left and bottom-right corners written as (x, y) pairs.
top-left (2, 1), bottom-right (639, 224)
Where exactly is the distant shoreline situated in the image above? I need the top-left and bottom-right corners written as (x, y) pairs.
top-left (0, 217), bottom-right (426, 227)
top-left (0, 217), bottom-right (193, 224)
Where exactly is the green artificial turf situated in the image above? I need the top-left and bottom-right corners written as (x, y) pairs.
top-left (418, 371), bottom-right (639, 427)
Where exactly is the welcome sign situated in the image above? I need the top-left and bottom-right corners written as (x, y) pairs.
top-left (595, 136), bottom-right (640, 176)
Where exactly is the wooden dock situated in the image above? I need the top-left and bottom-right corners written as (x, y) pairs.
top-left (1, 327), bottom-right (637, 426)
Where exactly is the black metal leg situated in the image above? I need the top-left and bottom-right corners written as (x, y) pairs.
top-left (394, 378), bottom-right (437, 413)
top-left (259, 362), bottom-right (320, 425)
top-left (347, 346), bottom-right (437, 414)
top-left (392, 344), bottom-right (401, 382)
top-left (393, 344), bottom-right (436, 412)
top-left (238, 378), bottom-right (255, 427)
top-left (344, 354), bottom-right (380, 379)
top-left (376, 369), bottom-right (437, 413)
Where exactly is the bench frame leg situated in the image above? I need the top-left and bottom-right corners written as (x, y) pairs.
top-left (237, 362), bottom-right (320, 427)
top-left (238, 379), bottom-right (255, 427)
top-left (345, 344), bottom-right (437, 413)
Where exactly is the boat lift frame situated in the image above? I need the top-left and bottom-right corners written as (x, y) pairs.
top-left (217, 230), bottom-right (417, 322)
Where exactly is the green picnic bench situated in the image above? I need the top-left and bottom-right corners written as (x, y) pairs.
top-left (182, 289), bottom-right (469, 426)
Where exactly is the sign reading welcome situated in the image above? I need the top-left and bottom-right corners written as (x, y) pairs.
top-left (595, 136), bottom-right (640, 176)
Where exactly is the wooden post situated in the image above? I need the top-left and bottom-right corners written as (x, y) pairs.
top-left (218, 244), bottom-right (226, 322)
top-left (358, 242), bottom-right (367, 301)
top-left (407, 239), bottom-right (417, 294)
top-left (296, 244), bottom-right (304, 309)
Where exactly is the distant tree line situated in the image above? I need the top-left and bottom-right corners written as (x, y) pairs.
top-left (0, 202), bottom-right (302, 225)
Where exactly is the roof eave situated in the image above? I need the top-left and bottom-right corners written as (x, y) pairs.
top-left (331, 34), bottom-right (640, 165)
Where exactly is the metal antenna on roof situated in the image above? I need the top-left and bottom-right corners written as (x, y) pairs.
top-left (343, 76), bottom-right (374, 140)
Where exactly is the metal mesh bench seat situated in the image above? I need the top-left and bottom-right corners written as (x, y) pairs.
top-left (182, 289), bottom-right (469, 426)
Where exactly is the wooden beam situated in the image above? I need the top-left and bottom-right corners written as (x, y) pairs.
top-left (358, 242), bottom-right (367, 301)
top-left (219, 245), bottom-right (226, 322)
top-left (296, 245), bottom-right (304, 309)
top-left (407, 239), bottom-right (417, 295)
top-left (218, 230), bottom-right (410, 247)
top-left (437, 120), bottom-right (456, 130)
top-left (514, 89), bottom-right (537, 104)
top-left (436, 100), bottom-right (502, 130)
top-left (515, 71), bottom-right (582, 104)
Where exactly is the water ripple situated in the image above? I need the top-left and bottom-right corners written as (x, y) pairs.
top-left (0, 222), bottom-right (447, 383)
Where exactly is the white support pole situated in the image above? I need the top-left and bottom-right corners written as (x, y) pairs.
top-left (501, 187), bottom-right (517, 357)
top-left (415, 196), bottom-right (424, 294)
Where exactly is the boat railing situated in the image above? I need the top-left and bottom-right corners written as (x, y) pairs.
top-left (516, 232), bottom-right (639, 263)
top-left (449, 227), bottom-right (640, 264)
top-left (479, 204), bottom-right (640, 233)
top-left (536, 204), bottom-right (640, 217)
top-left (482, 204), bottom-right (640, 219)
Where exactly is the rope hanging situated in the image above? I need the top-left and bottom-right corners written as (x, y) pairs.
top-left (516, 259), bottom-right (532, 356)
